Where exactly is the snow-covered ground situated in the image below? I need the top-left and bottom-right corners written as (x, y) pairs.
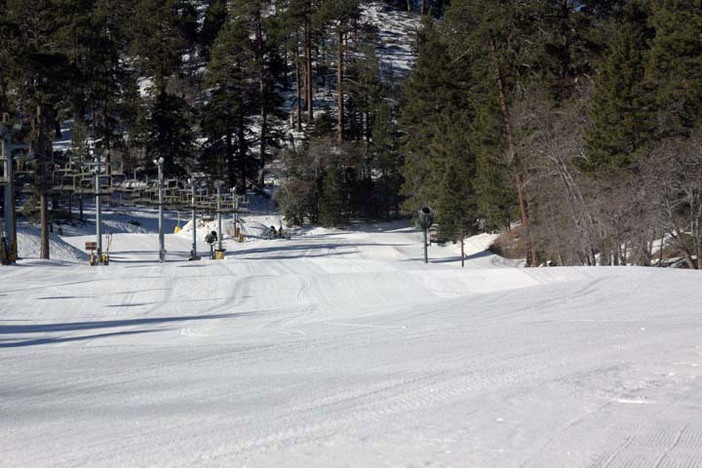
top-left (362, 2), bottom-right (420, 82)
top-left (15, 4), bottom-right (699, 465)
top-left (2, 200), bottom-right (702, 467)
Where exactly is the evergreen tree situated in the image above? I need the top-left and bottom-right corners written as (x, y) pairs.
top-left (346, 45), bottom-right (384, 144)
top-left (129, 0), bottom-right (194, 92)
top-left (471, 99), bottom-right (516, 231)
top-left (399, 17), bottom-right (472, 214)
top-left (200, 0), bottom-right (228, 62)
top-left (318, 152), bottom-right (348, 226)
top-left (146, 92), bottom-right (195, 177)
top-left (0, 0), bottom-right (18, 115)
top-left (371, 101), bottom-right (402, 220)
top-left (285, 0), bottom-right (322, 124)
top-left (435, 160), bottom-right (477, 242)
top-left (444, 0), bottom-right (538, 264)
top-left (315, 0), bottom-right (360, 142)
top-left (585, 1), bottom-right (652, 172)
top-left (646, 0), bottom-right (702, 137)
top-left (4, 0), bottom-right (75, 259)
top-left (231, 0), bottom-right (286, 187)
top-left (202, 20), bottom-right (258, 189)
top-left (53, 0), bottom-right (132, 178)
top-left (530, 1), bottom-right (601, 102)
top-left (433, 124), bottom-right (478, 240)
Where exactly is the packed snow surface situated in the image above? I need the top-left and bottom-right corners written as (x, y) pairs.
top-left (2, 211), bottom-right (702, 467)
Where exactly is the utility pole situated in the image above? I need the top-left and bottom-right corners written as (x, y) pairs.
top-left (231, 187), bottom-right (239, 240)
top-left (36, 105), bottom-right (50, 260)
top-left (216, 181), bottom-right (223, 252)
top-left (188, 177), bottom-right (199, 260)
top-left (155, 157), bottom-right (165, 262)
top-left (95, 149), bottom-right (103, 262)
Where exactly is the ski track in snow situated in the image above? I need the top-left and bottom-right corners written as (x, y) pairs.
top-left (2, 202), bottom-right (702, 467)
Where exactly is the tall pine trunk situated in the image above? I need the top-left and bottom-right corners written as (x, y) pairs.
top-left (305, 20), bottom-right (313, 124)
top-left (256, 12), bottom-right (267, 188)
top-left (337, 31), bottom-right (344, 143)
top-left (295, 46), bottom-right (302, 131)
top-left (36, 104), bottom-right (50, 260)
top-left (237, 126), bottom-right (247, 191)
top-left (226, 132), bottom-right (235, 189)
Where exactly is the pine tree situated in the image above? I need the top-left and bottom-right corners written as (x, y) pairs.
top-left (202, 20), bottom-right (258, 189)
top-left (231, 0), bottom-right (286, 187)
top-left (318, 152), bottom-right (348, 226)
top-left (146, 92), bottom-right (195, 177)
top-left (585, 1), bottom-right (652, 172)
top-left (399, 17), bottom-right (472, 214)
top-left (129, 0), bottom-right (193, 93)
top-left (285, 0), bottom-right (321, 124)
top-left (470, 98), bottom-right (516, 231)
top-left (530, 1), bottom-right (601, 102)
top-left (200, 0), bottom-right (228, 62)
top-left (435, 160), bottom-right (477, 266)
top-left (4, 0), bottom-right (75, 260)
top-left (0, 0), bottom-right (18, 115)
top-left (53, 0), bottom-right (132, 179)
top-left (646, 0), bottom-right (702, 137)
top-left (315, 0), bottom-right (360, 142)
top-left (346, 45), bottom-right (384, 144)
top-left (434, 126), bottom-right (478, 242)
top-left (443, 0), bottom-right (540, 264)
top-left (371, 102), bottom-right (401, 220)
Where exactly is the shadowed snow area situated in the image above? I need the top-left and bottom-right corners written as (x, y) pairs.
top-left (2, 210), bottom-right (702, 467)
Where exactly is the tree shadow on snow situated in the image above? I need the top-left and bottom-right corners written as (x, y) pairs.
top-left (0, 329), bottom-right (159, 348)
top-left (0, 313), bottom-right (247, 348)
top-left (234, 242), bottom-right (405, 258)
top-left (429, 250), bottom-right (494, 264)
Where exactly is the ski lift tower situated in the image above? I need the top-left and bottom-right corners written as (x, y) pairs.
top-left (215, 180), bottom-right (225, 258)
top-left (93, 149), bottom-right (105, 263)
top-left (154, 157), bottom-right (165, 262)
top-left (1, 118), bottom-right (28, 265)
top-left (187, 176), bottom-right (201, 260)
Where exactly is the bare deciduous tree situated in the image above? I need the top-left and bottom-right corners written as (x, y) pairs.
top-left (647, 128), bottom-right (702, 269)
top-left (513, 89), bottom-right (598, 265)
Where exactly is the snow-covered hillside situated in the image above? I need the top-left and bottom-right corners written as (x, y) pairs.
top-left (363, 2), bottom-right (421, 81)
top-left (2, 201), bottom-right (702, 467)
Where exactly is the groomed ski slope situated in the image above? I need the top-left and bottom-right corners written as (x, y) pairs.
top-left (1, 219), bottom-right (702, 467)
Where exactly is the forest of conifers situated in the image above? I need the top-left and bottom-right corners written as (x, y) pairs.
top-left (1, 0), bottom-right (701, 267)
